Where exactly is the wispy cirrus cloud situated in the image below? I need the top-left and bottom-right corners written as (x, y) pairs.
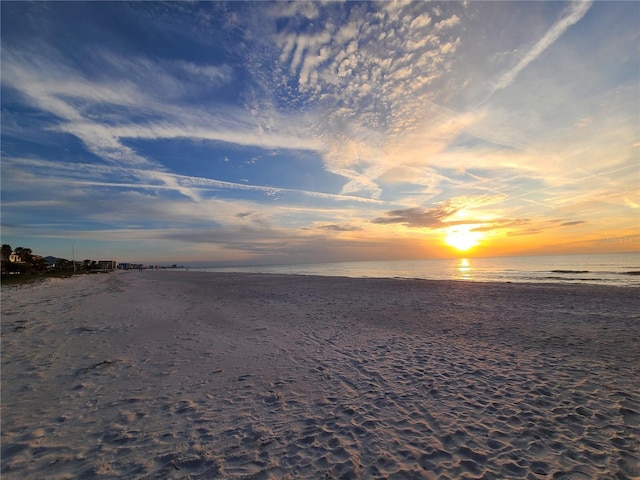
top-left (2, 47), bottom-right (321, 162)
top-left (1, 156), bottom-right (384, 207)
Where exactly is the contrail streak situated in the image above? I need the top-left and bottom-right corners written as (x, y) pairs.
top-left (478, 1), bottom-right (593, 107)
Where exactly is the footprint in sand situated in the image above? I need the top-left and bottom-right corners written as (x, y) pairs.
top-left (620, 407), bottom-right (640, 426)
top-left (551, 470), bottom-right (592, 480)
top-left (618, 452), bottom-right (640, 478)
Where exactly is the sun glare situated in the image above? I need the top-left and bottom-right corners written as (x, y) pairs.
top-left (445, 226), bottom-right (483, 252)
top-left (456, 258), bottom-right (473, 281)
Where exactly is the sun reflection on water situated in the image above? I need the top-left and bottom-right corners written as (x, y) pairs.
top-left (456, 258), bottom-right (473, 281)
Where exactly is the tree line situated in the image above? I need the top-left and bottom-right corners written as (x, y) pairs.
top-left (1, 244), bottom-right (102, 276)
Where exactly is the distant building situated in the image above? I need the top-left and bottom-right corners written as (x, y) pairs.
top-left (9, 252), bottom-right (23, 263)
top-left (96, 260), bottom-right (116, 270)
top-left (117, 263), bottom-right (143, 270)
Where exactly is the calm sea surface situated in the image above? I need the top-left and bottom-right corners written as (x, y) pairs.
top-left (187, 252), bottom-right (640, 287)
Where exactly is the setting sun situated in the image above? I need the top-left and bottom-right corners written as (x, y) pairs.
top-left (445, 226), bottom-right (483, 252)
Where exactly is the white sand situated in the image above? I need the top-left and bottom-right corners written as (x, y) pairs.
top-left (2, 271), bottom-right (639, 479)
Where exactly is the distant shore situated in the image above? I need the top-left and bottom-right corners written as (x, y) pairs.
top-left (2, 270), bottom-right (639, 478)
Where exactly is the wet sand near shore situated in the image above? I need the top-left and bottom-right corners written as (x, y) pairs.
top-left (2, 271), bottom-right (639, 479)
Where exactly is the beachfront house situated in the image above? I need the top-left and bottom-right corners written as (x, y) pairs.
top-left (9, 252), bottom-right (23, 264)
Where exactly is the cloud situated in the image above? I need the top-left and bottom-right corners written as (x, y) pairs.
top-left (469, 219), bottom-right (530, 233)
top-left (371, 205), bottom-right (535, 240)
top-left (434, 14), bottom-right (460, 31)
top-left (482, 0), bottom-right (593, 103)
top-left (372, 204), bottom-right (458, 228)
top-left (504, 218), bottom-right (587, 237)
top-left (2, 156), bottom-right (385, 206)
top-left (371, 193), bottom-right (537, 235)
top-left (316, 224), bottom-right (362, 232)
top-left (175, 61), bottom-right (233, 84)
top-left (624, 197), bottom-right (639, 209)
top-left (2, 43), bottom-right (323, 172)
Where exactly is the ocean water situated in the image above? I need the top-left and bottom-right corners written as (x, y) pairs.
top-left (189, 252), bottom-right (640, 287)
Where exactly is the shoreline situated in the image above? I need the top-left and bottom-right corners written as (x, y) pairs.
top-left (5, 267), bottom-right (640, 291)
top-left (146, 268), bottom-right (640, 287)
top-left (2, 271), bottom-right (639, 478)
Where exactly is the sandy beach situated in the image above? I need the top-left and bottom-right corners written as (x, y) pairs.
top-left (2, 271), bottom-right (639, 479)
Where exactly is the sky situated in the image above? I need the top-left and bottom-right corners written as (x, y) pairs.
top-left (1, 1), bottom-right (638, 266)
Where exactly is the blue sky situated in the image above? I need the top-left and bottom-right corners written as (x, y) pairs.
top-left (1, 1), bottom-right (638, 265)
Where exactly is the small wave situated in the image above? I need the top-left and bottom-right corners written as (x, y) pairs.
top-left (622, 271), bottom-right (640, 276)
top-left (550, 270), bottom-right (590, 274)
top-left (543, 276), bottom-right (603, 282)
